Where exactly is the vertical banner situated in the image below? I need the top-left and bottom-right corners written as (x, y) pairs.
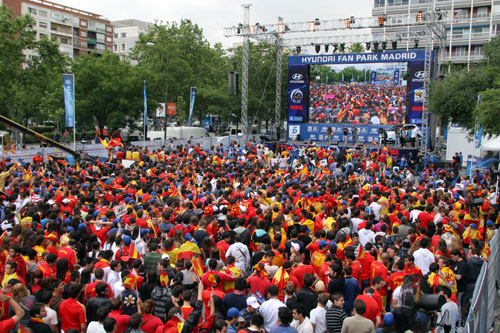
top-left (371, 71), bottom-right (376, 84)
top-left (475, 127), bottom-right (484, 149)
top-left (408, 61), bottom-right (425, 124)
top-left (143, 80), bottom-right (148, 127)
top-left (188, 87), bottom-right (196, 127)
top-left (341, 73), bottom-right (344, 82)
top-left (287, 65), bottom-right (308, 123)
top-left (63, 74), bottom-right (75, 128)
top-left (393, 69), bottom-right (400, 85)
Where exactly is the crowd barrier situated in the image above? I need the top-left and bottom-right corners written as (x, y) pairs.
top-left (465, 231), bottom-right (500, 332)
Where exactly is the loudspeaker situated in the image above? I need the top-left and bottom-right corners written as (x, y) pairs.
top-left (416, 294), bottom-right (446, 311)
top-left (332, 140), bottom-right (339, 145)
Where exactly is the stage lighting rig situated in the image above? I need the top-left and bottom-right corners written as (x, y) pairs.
top-left (324, 44), bottom-right (329, 52)
top-left (382, 41), bottom-right (387, 50)
top-left (365, 42), bottom-right (371, 51)
top-left (373, 41), bottom-right (379, 51)
top-left (392, 41), bottom-right (397, 50)
top-left (378, 16), bottom-right (385, 27)
top-left (315, 44), bottom-right (321, 53)
top-left (339, 43), bottom-right (345, 52)
top-left (296, 46), bottom-right (301, 54)
top-left (416, 11), bottom-right (423, 23)
top-left (332, 44), bottom-right (338, 52)
top-left (414, 39), bottom-right (419, 48)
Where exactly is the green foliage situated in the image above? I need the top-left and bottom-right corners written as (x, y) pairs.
top-left (347, 43), bottom-right (365, 53)
top-left (0, 5), bottom-right (36, 118)
top-left (310, 65), bottom-right (371, 83)
top-left (429, 36), bottom-right (500, 136)
top-left (71, 52), bottom-right (143, 131)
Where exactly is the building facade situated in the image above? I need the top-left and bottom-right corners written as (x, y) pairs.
top-left (372, 0), bottom-right (500, 67)
top-left (1, 0), bottom-right (114, 59)
top-left (112, 19), bottom-right (152, 60)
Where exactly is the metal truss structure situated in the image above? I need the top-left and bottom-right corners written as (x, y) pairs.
top-left (225, 5), bottom-right (446, 152)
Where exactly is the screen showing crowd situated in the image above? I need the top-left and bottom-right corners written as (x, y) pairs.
top-left (309, 62), bottom-right (409, 125)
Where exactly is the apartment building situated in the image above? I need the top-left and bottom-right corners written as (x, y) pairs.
top-left (112, 19), bottom-right (152, 60)
top-left (372, 0), bottom-right (500, 66)
top-left (1, 0), bottom-right (114, 59)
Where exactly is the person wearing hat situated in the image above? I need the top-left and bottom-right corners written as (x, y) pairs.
top-left (226, 307), bottom-right (245, 333)
top-left (240, 296), bottom-right (260, 326)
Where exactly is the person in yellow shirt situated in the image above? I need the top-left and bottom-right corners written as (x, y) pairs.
top-left (2, 261), bottom-right (24, 287)
top-left (0, 165), bottom-right (15, 192)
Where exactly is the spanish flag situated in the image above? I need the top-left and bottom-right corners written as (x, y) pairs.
top-left (159, 271), bottom-right (169, 287)
top-left (192, 255), bottom-right (204, 278)
top-left (108, 138), bottom-right (124, 148)
top-left (272, 267), bottom-right (289, 292)
top-left (123, 274), bottom-right (139, 289)
top-left (482, 241), bottom-right (491, 261)
top-left (311, 251), bottom-right (327, 272)
top-left (344, 235), bottom-right (354, 248)
top-left (177, 241), bottom-right (201, 260)
top-left (357, 243), bottom-right (365, 259)
top-left (99, 137), bottom-right (109, 151)
top-left (129, 242), bottom-right (140, 259)
top-left (299, 164), bottom-right (308, 176)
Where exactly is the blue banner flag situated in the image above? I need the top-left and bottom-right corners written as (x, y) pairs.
top-left (144, 80), bottom-right (147, 127)
top-left (63, 74), bottom-right (75, 128)
top-left (475, 127), bottom-right (484, 149)
top-left (393, 69), bottom-right (400, 84)
top-left (188, 87), bottom-right (196, 126)
top-left (371, 71), bottom-right (376, 84)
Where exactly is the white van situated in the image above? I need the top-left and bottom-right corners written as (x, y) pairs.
top-left (148, 126), bottom-right (208, 140)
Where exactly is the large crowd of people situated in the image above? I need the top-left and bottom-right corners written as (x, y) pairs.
top-left (0, 138), bottom-right (495, 333)
top-left (309, 83), bottom-right (408, 125)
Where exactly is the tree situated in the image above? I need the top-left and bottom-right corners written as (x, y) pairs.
top-left (429, 36), bottom-right (500, 136)
top-left (71, 52), bottom-right (144, 132)
top-left (347, 42), bottom-right (365, 53)
top-left (0, 5), bottom-right (36, 119)
top-left (15, 38), bottom-right (69, 126)
top-left (131, 20), bottom-right (232, 122)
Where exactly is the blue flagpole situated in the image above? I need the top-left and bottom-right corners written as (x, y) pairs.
top-left (143, 80), bottom-right (147, 148)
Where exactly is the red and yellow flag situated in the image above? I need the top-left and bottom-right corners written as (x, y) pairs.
top-left (177, 241), bottom-right (201, 260)
top-left (159, 271), bottom-right (169, 287)
top-left (272, 267), bottom-right (289, 291)
top-left (482, 241), bottom-right (491, 261)
top-left (344, 235), bottom-right (354, 248)
top-left (129, 242), bottom-right (140, 259)
top-left (357, 243), bottom-right (365, 259)
top-left (299, 164), bottom-right (308, 176)
top-left (192, 255), bottom-right (204, 278)
top-left (99, 137), bottom-right (109, 151)
top-left (311, 251), bottom-right (327, 271)
top-left (123, 274), bottom-right (139, 289)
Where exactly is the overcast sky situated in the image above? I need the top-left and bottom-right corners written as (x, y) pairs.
top-left (48, 0), bottom-right (373, 48)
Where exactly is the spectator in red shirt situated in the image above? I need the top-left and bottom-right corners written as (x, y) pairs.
top-left (108, 298), bottom-right (130, 333)
top-left (355, 288), bottom-right (382, 328)
top-left (59, 284), bottom-right (86, 332)
top-left (140, 300), bottom-right (163, 333)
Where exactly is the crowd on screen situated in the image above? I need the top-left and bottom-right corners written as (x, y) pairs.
top-left (309, 83), bottom-right (408, 125)
top-left (0, 138), bottom-right (495, 333)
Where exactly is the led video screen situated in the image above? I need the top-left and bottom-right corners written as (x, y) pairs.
top-left (308, 62), bottom-right (408, 125)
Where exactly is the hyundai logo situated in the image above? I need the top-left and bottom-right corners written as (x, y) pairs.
top-left (292, 73), bottom-right (303, 80)
top-left (414, 71), bottom-right (425, 79)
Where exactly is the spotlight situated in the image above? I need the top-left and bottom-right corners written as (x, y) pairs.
top-left (416, 11), bottom-right (423, 23)
top-left (314, 18), bottom-right (321, 25)
top-left (350, 16), bottom-right (355, 24)
top-left (345, 18), bottom-right (350, 28)
top-left (378, 16), bottom-right (385, 27)
top-left (382, 41), bottom-right (387, 50)
top-left (315, 44), bottom-right (321, 53)
top-left (296, 46), bottom-right (301, 54)
top-left (332, 44), bottom-right (338, 52)
top-left (324, 44), bottom-right (329, 53)
top-left (392, 41), bottom-right (398, 50)
top-left (414, 39), bottom-right (419, 48)
top-left (366, 42), bottom-right (371, 51)
top-left (373, 41), bottom-right (379, 51)
top-left (339, 43), bottom-right (345, 52)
